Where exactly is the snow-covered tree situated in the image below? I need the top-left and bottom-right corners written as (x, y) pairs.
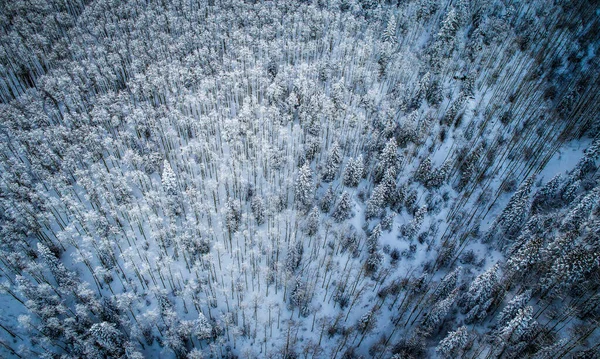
top-left (496, 290), bottom-right (531, 328)
top-left (343, 155), bottom-right (364, 187)
top-left (296, 163), bottom-right (314, 210)
top-left (195, 312), bottom-right (213, 341)
top-left (436, 326), bottom-right (468, 358)
top-left (333, 192), bottom-right (352, 222)
top-left (497, 306), bottom-right (535, 343)
top-left (251, 195), bottom-right (266, 225)
top-left (322, 141), bottom-right (342, 182)
top-left (89, 322), bottom-right (125, 356)
top-left (162, 160), bottom-right (177, 195)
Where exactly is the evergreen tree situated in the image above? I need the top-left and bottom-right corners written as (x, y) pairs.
top-left (421, 289), bottom-right (458, 334)
top-left (195, 312), bottom-right (213, 341)
top-left (366, 184), bottom-right (387, 219)
top-left (382, 15), bottom-right (397, 43)
top-left (496, 290), bottom-right (531, 328)
top-left (415, 158), bottom-right (432, 185)
top-left (497, 306), bottom-right (534, 344)
top-left (162, 160), bottom-right (177, 195)
top-left (333, 192), bottom-right (352, 222)
top-left (432, 266), bottom-right (461, 302)
top-left (426, 161), bottom-right (451, 189)
top-left (436, 326), bottom-right (468, 358)
top-left (343, 155), bottom-right (364, 187)
top-left (305, 206), bottom-right (320, 236)
top-left (322, 141), bottom-right (342, 182)
top-left (251, 195), bottom-right (266, 225)
top-left (560, 187), bottom-right (598, 232)
top-left (89, 322), bottom-right (125, 356)
top-left (225, 198), bottom-right (241, 233)
top-left (374, 138), bottom-right (399, 183)
top-left (320, 186), bottom-right (335, 213)
top-left (461, 264), bottom-right (499, 314)
top-left (531, 174), bottom-right (562, 212)
top-left (296, 163), bottom-right (314, 210)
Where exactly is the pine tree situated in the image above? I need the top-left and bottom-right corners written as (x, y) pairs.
top-left (421, 289), bottom-right (458, 334)
top-left (195, 312), bottom-right (213, 341)
top-left (497, 306), bottom-right (534, 344)
top-left (37, 243), bottom-right (77, 291)
top-left (225, 198), bottom-right (241, 233)
top-left (322, 141), bottom-right (342, 182)
top-left (296, 162), bottom-right (314, 210)
top-left (426, 161), bottom-right (451, 189)
top-left (496, 290), bottom-right (531, 328)
top-left (415, 158), bottom-right (432, 185)
top-left (432, 266), bottom-right (461, 302)
top-left (401, 206), bottom-right (427, 239)
top-left (437, 8), bottom-right (460, 42)
top-left (462, 264), bottom-right (499, 313)
top-left (89, 322), bottom-right (125, 356)
top-left (550, 246), bottom-right (600, 288)
top-left (343, 155), bottom-right (364, 187)
top-left (560, 187), bottom-right (598, 232)
top-left (332, 192), bottom-right (352, 222)
top-left (382, 15), bottom-right (397, 43)
top-left (251, 195), bottom-right (266, 225)
top-left (320, 186), bottom-right (335, 212)
top-left (531, 174), bottom-right (563, 212)
top-left (374, 138), bottom-right (399, 183)
top-left (162, 160), bottom-right (177, 195)
top-left (365, 225), bottom-right (382, 275)
top-left (436, 326), bottom-right (468, 358)
top-left (412, 72), bottom-right (431, 107)
top-left (366, 184), bottom-right (387, 219)
top-left (305, 206), bottom-right (320, 236)
top-left (491, 178), bottom-right (534, 243)
top-left (286, 241), bottom-right (304, 273)
top-left (506, 237), bottom-right (544, 274)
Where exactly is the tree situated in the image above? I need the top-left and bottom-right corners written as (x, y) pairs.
top-left (195, 312), bottom-right (213, 341)
top-left (305, 206), bottom-right (320, 236)
top-left (382, 15), bottom-right (397, 43)
top-left (497, 306), bottom-right (535, 344)
top-left (531, 174), bottom-right (562, 212)
top-left (415, 158), bottom-right (432, 184)
top-left (496, 290), bottom-right (531, 328)
top-left (37, 243), bottom-right (77, 291)
top-left (322, 141), bottom-right (342, 182)
top-left (343, 155), bottom-right (364, 187)
top-left (461, 264), bottom-right (499, 315)
top-left (320, 186), bottom-right (335, 212)
top-left (560, 187), bottom-right (598, 232)
top-left (286, 241), bottom-right (303, 273)
top-left (436, 326), bottom-right (468, 358)
top-left (225, 198), bottom-right (241, 233)
top-left (401, 206), bottom-right (427, 239)
top-left (251, 195), bottom-right (266, 225)
top-left (89, 322), bottom-right (125, 356)
top-left (333, 192), bottom-right (352, 222)
top-left (421, 289), bottom-right (458, 334)
top-left (365, 225), bottom-right (382, 275)
top-left (431, 266), bottom-right (461, 302)
top-left (162, 160), bottom-right (177, 195)
top-left (437, 8), bottom-right (459, 43)
top-left (366, 183), bottom-right (388, 219)
top-left (374, 138), bottom-right (399, 183)
top-left (296, 162), bottom-right (314, 210)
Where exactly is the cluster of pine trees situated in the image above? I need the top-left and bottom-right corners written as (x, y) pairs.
top-left (0, 0), bottom-right (599, 358)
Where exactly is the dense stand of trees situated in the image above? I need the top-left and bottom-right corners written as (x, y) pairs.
top-left (0, 0), bottom-right (599, 358)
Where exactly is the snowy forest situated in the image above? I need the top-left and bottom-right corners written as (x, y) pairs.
top-left (0, 0), bottom-right (599, 358)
